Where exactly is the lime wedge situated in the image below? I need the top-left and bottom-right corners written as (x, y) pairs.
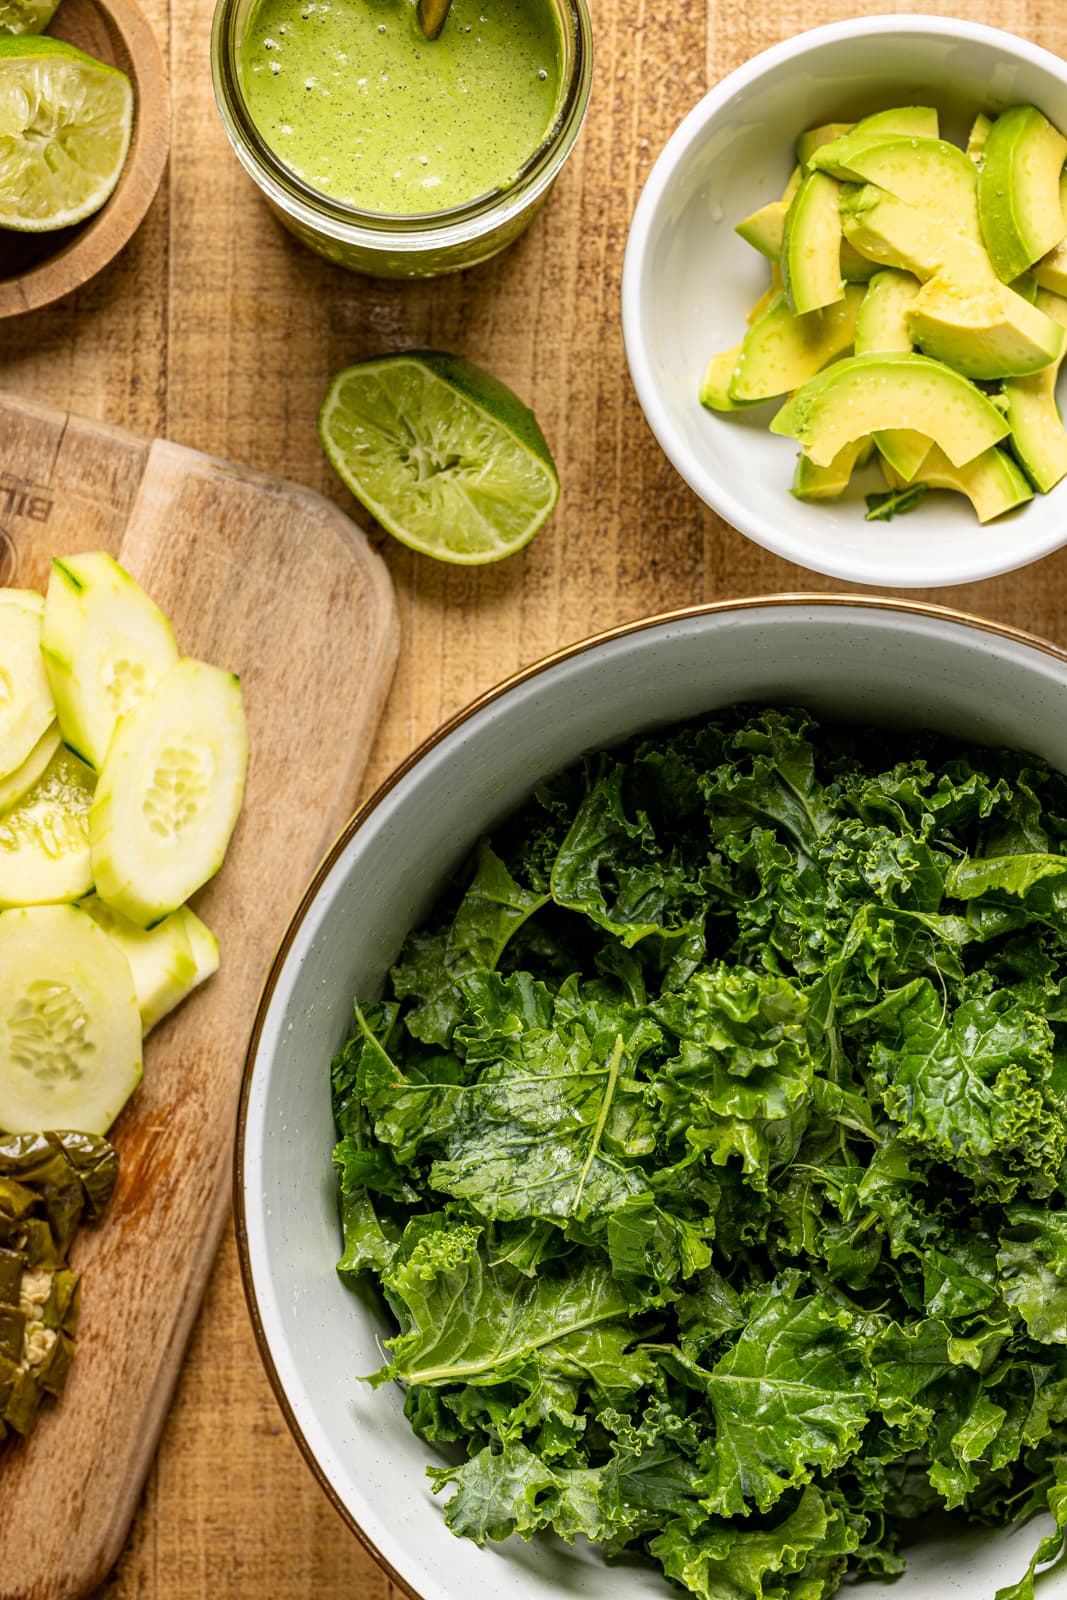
top-left (0, 0), bottom-right (61, 37)
top-left (0, 36), bottom-right (133, 231)
top-left (318, 352), bottom-right (560, 564)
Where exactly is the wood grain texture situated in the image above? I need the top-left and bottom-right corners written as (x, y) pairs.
top-left (0, 0), bottom-right (171, 319)
top-left (0, 395), bottom-right (398, 1599)
top-left (0, 0), bottom-right (1066, 1594)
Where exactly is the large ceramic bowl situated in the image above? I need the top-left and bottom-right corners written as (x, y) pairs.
top-left (621, 17), bottom-right (1067, 588)
top-left (238, 598), bottom-right (1067, 1600)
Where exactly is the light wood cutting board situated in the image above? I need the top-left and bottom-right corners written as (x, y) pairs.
top-left (0, 390), bottom-right (400, 1599)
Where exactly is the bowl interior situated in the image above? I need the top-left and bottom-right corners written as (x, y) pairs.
top-left (242, 602), bottom-right (1067, 1600)
top-left (623, 20), bottom-right (1067, 588)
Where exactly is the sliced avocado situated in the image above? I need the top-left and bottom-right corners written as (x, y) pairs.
top-left (876, 431), bottom-right (932, 482)
top-left (978, 105), bottom-right (1067, 282)
top-left (907, 274), bottom-right (1064, 378)
top-left (748, 284), bottom-right (779, 324)
top-left (781, 171), bottom-right (845, 314)
top-left (841, 184), bottom-right (996, 283)
top-left (736, 202), bottom-right (786, 261)
top-left (735, 167), bottom-right (802, 260)
top-left (821, 138), bottom-right (982, 247)
top-left (967, 112), bottom-right (993, 166)
top-left (792, 436), bottom-right (873, 500)
top-left (729, 286), bottom-right (865, 403)
top-left (1003, 288), bottom-right (1067, 491)
top-left (810, 107), bottom-right (939, 178)
top-left (1032, 172), bottom-right (1067, 296)
top-left (886, 442), bottom-right (1033, 521)
top-left (841, 239), bottom-right (879, 283)
top-left (770, 352), bottom-right (1010, 468)
top-left (700, 345), bottom-right (757, 413)
top-left (1033, 244), bottom-right (1067, 296)
top-left (854, 269), bottom-right (925, 481)
top-left (796, 122), bottom-right (853, 169)
top-left (855, 269), bottom-right (920, 354)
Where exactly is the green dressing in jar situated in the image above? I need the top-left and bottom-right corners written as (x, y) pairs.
top-left (239, 0), bottom-right (563, 216)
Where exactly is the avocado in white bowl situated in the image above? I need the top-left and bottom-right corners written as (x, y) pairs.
top-left (622, 16), bottom-right (1067, 588)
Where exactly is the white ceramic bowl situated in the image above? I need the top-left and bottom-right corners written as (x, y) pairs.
top-left (239, 598), bottom-right (1067, 1600)
top-left (621, 16), bottom-right (1067, 589)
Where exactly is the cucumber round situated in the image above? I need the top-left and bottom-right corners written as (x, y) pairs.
top-left (41, 553), bottom-right (179, 771)
top-left (0, 746), bottom-right (95, 909)
top-left (0, 593), bottom-right (56, 781)
top-left (0, 587), bottom-right (44, 612)
top-left (0, 903), bottom-right (141, 1134)
top-left (0, 722), bottom-right (61, 816)
top-left (90, 659), bottom-right (249, 927)
top-left (82, 893), bottom-right (198, 1034)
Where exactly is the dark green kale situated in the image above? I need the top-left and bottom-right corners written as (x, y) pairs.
top-left (329, 706), bottom-right (1067, 1599)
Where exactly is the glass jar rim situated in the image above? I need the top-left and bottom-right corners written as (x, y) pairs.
top-left (211, 0), bottom-right (593, 250)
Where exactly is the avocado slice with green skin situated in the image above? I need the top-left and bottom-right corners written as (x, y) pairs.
top-left (781, 171), bottom-right (845, 314)
top-left (735, 167), bottom-right (802, 259)
top-left (967, 113), bottom-right (993, 167)
top-left (1003, 287), bottom-right (1067, 491)
top-left (841, 239), bottom-right (879, 282)
top-left (737, 197), bottom-right (875, 284)
top-left (854, 271), bottom-right (929, 480)
top-left (907, 274), bottom-right (1065, 378)
top-left (747, 284), bottom-right (779, 324)
top-left (821, 138), bottom-right (982, 247)
top-left (796, 121), bottom-right (853, 170)
top-left (883, 442), bottom-right (1033, 521)
top-left (1031, 172), bottom-right (1067, 296)
top-left (809, 107), bottom-right (939, 178)
top-left (841, 184), bottom-right (996, 283)
top-left (855, 268), bottom-right (921, 354)
top-left (876, 431), bottom-right (932, 482)
top-left (700, 344), bottom-right (758, 413)
top-left (792, 436), bottom-right (873, 500)
top-left (978, 105), bottom-right (1067, 282)
top-left (729, 286), bottom-right (865, 403)
top-left (770, 352), bottom-right (1010, 467)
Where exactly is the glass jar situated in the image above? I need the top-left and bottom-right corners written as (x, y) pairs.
top-left (211, 0), bottom-right (593, 278)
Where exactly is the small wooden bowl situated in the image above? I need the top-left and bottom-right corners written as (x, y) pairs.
top-left (0, 0), bottom-right (169, 318)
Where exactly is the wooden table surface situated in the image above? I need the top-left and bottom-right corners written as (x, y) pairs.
top-left (4, 0), bottom-right (1067, 1592)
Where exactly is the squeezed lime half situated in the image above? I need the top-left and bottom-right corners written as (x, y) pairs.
top-left (0, 0), bottom-right (60, 37)
top-left (0, 36), bottom-right (133, 231)
top-left (318, 352), bottom-right (560, 564)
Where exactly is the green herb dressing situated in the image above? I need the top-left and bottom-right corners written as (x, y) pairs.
top-left (239, 0), bottom-right (563, 215)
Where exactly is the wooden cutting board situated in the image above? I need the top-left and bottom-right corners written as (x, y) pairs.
top-left (0, 390), bottom-right (400, 1599)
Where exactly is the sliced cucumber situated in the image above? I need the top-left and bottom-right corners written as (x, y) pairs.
top-left (0, 722), bottom-right (61, 816)
top-left (0, 747), bottom-right (95, 909)
top-left (0, 588), bottom-right (43, 612)
top-left (41, 553), bottom-right (179, 771)
top-left (90, 659), bottom-right (249, 927)
top-left (0, 904), bottom-right (141, 1135)
top-left (82, 895), bottom-right (217, 1034)
top-left (0, 593), bottom-right (56, 781)
top-left (180, 906), bottom-right (220, 986)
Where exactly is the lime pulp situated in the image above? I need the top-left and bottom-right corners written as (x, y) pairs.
top-left (0, 0), bottom-right (60, 37)
top-left (318, 352), bottom-right (560, 565)
top-left (0, 35), bottom-right (133, 231)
